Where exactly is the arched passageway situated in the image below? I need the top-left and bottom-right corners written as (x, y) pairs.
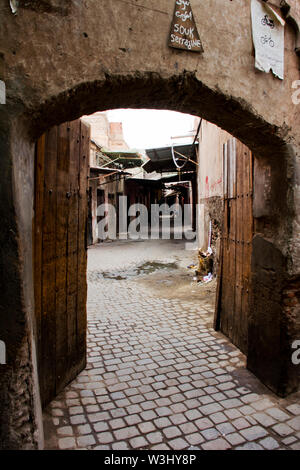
top-left (0, 0), bottom-right (299, 449)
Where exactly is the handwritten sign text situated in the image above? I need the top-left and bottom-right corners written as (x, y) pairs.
top-left (168, 0), bottom-right (203, 53)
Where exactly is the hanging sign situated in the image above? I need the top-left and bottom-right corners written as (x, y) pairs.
top-left (251, 0), bottom-right (285, 80)
top-left (168, 0), bottom-right (203, 53)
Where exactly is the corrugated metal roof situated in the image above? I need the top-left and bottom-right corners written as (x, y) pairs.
top-left (100, 150), bottom-right (144, 169)
top-left (144, 144), bottom-right (196, 173)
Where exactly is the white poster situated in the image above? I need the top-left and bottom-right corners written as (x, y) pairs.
top-left (251, 0), bottom-right (285, 80)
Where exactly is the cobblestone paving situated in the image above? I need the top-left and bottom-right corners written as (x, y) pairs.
top-left (44, 240), bottom-right (300, 450)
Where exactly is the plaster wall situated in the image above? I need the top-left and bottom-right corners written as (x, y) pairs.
top-left (197, 120), bottom-right (230, 255)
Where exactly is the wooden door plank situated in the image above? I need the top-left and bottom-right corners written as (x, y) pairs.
top-left (228, 199), bottom-right (236, 344)
top-left (219, 143), bottom-right (229, 336)
top-left (65, 120), bottom-right (81, 380)
top-left (233, 140), bottom-right (244, 351)
top-left (227, 139), bottom-right (237, 344)
top-left (214, 220), bottom-right (223, 331)
top-left (55, 122), bottom-right (70, 393)
top-left (241, 147), bottom-right (253, 354)
top-left (219, 142), bottom-right (228, 336)
top-left (76, 120), bottom-right (89, 372)
top-left (41, 126), bottom-right (58, 406)
top-left (241, 148), bottom-right (249, 354)
top-left (34, 134), bottom-right (45, 392)
top-left (220, 200), bottom-right (229, 337)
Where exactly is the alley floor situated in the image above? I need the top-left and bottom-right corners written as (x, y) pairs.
top-left (43, 239), bottom-right (300, 450)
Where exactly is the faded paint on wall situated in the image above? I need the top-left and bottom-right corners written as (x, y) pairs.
top-left (198, 119), bottom-right (230, 200)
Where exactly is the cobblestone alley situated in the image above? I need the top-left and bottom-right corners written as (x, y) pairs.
top-left (43, 240), bottom-right (300, 450)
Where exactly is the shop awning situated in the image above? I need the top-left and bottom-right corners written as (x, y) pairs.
top-left (143, 144), bottom-right (197, 173)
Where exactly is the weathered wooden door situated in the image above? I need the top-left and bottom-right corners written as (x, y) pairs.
top-left (215, 139), bottom-right (253, 355)
top-left (34, 119), bottom-right (90, 407)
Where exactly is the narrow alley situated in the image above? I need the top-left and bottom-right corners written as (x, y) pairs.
top-left (43, 239), bottom-right (300, 451)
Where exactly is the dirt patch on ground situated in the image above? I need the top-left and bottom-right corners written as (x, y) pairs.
top-left (88, 239), bottom-right (216, 310)
top-left (133, 266), bottom-right (217, 305)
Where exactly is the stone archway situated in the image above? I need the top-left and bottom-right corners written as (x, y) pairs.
top-left (0, 0), bottom-right (299, 450)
